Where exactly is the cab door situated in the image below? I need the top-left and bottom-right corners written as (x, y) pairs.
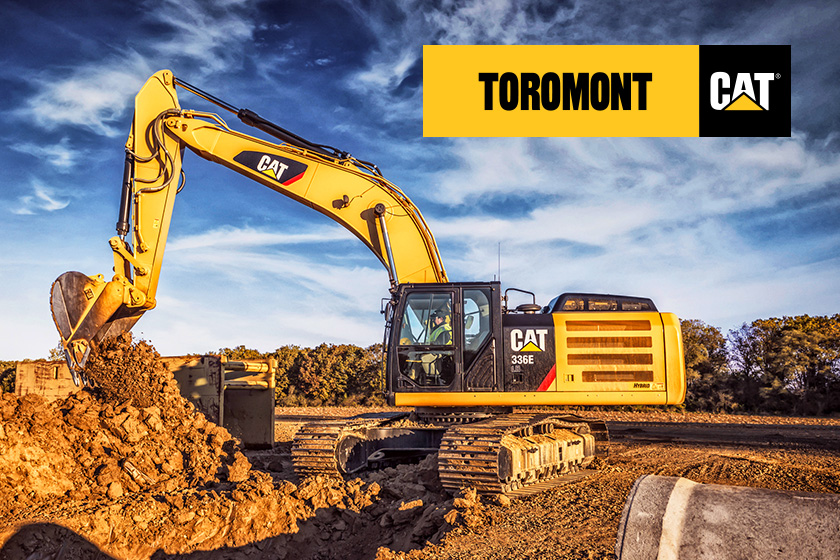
top-left (388, 283), bottom-right (502, 396)
top-left (392, 287), bottom-right (461, 391)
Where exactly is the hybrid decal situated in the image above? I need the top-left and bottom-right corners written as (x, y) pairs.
top-left (233, 151), bottom-right (308, 186)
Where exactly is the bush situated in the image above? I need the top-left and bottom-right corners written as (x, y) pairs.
top-left (0, 361), bottom-right (15, 394)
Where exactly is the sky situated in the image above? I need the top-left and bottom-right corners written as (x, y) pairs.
top-left (1, 0), bottom-right (839, 360)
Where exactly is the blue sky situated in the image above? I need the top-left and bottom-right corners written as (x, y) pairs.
top-left (1, 0), bottom-right (839, 360)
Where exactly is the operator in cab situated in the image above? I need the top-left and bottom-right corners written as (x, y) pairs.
top-left (429, 311), bottom-right (452, 345)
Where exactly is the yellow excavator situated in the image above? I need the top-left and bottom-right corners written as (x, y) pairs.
top-left (50, 70), bottom-right (685, 496)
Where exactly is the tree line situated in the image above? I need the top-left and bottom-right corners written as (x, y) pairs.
top-left (219, 343), bottom-right (385, 407)
top-left (3, 313), bottom-right (839, 415)
top-left (682, 315), bottom-right (840, 415)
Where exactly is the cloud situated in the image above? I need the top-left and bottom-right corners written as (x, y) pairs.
top-left (23, 56), bottom-right (152, 136)
top-left (342, 0), bottom-right (583, 122)
top-left (139, 241), bottom-right (390, 353)
top-left (19, 0), bottom-right (257, 136)
top-left (11, 182), bottom-right (70, 215)
top-left (432, 135), bottom-right (840, 212)
top-left (150, 0), bottom-right (255, 73)
top-left (9, 137), bottom-right (80, 170)
top-left (163, 224), bottom-right (389, 314)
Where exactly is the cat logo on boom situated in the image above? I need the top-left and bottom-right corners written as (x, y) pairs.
top-left (233, 151), bottom-right (308, 186)
top-left (510, 329), bottom-right (549, 352)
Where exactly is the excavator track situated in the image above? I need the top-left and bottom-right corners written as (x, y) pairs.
top-left (292, 412), bottom-right (608, 498)
top-left (291, 419), bottom-right (351, 478)
top-left (438, 413), bottom-right (607, 497)
top-left (292, 412), bottom-right (431, 478)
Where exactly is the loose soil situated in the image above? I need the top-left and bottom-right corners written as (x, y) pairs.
top-left (2, 335), bottom-right (839, 559)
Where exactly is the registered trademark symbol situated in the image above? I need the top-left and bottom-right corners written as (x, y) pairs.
top-left (776, 73), bottom-right (781, 79)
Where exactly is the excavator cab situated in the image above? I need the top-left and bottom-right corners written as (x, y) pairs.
top-left (388, 284), bottom-right (499, 391)
top-left (386, 282), bottom-right (503, 399)
top-left (385, 282), bottom-right (686, 407)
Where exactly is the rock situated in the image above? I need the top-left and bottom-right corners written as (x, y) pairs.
top-left (443, 509), bottom-right (459, 525)
top-left (226, 452), bottom-right (252, 482)
top-left (107, 482), bottom-right (124, 499)
top-left (392, 499), bottom-right (424, 525)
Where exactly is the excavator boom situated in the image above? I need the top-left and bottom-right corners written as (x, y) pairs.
top-left (51, 69), bottom-right (447, 379)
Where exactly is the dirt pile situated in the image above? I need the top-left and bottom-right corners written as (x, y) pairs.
top-left (0, 334), bottom-right (251, 507)
top-left (0, 335), bottom-right (471, 559)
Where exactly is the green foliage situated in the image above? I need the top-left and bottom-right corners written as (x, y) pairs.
top-left (284, 343), bottom-right (384, 406)
top-left (679, 315), bottom-right (840, 416)
top-left (726, 314), bottom-right (840, 415)
top-left (218, 345), bottom-right (267, 361)
top-left (680, 319), bottom-right (735, 412)
top-left (0, 361), bottom-right (16, 394)
top-left (48, 341), bottom-right (64, 361)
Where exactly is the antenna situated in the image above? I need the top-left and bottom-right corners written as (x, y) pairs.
top-left (497, 242), bottom-right (501, 283)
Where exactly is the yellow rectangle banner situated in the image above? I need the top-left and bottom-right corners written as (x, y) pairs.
top-left (423, 45), bottom-right (699, 137)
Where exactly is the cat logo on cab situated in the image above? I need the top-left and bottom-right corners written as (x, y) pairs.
top-left (510, 329), bottom-right (549, 352)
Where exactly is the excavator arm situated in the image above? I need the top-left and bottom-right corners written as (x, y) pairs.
top-left (51, 69), bottom-right (447, 381)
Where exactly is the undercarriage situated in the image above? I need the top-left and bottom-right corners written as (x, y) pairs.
top-left (291, 409), bottom-right (608, 497)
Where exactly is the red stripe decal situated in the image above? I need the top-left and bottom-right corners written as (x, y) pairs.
top-left (537, 364), bottom-right (556, 392)
top-left (282, 172), bottom-right (305, 186)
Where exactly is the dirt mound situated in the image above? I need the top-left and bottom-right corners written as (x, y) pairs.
top-left (0, 334), bottom-right (250, 508)
top-left (0, 335), bottom-right (470, 559)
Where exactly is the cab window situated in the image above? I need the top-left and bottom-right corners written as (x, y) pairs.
top-left (398, 292), bottom-right (453, 346)
top-left (397, 292), bottom-right (455, 386)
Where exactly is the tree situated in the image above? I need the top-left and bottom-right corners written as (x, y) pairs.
top-left (0, 361), bottom-right (15, 394)
top-left (217, 345), bottom-right (266, 361)
top-left (727, 321), bottom-right (776, 411)
top-left (269, 345), bottom-right (302, 398)
top-left (681, 319), bottom-right (734, 412)
top-left (48, 341), bottom-right (64, 361)
top-left (346, 344), bottom-right (384, 405)
top-left (727, 315), bottom-right (840, 414)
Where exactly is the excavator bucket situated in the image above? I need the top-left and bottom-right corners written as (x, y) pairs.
top-left (50, 271), bottom-right (144, 385)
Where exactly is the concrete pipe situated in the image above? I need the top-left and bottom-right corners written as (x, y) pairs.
top-left (615, 474), bottom-right (840, 560)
